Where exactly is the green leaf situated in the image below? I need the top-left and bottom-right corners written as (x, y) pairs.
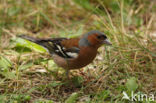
top-left (13, 46), bottom-right (32, 53)
top-left (126, 77), bottom-right (138, 92)
top-left (0, 70), bottom-right (17, 79)
top-left (49, 81), bottom-right (64, 87)
top-left (48, 60), bottom-right (57, 70)
top-left (0, 55), bottom-right (12, 70)
top-left (97, 90), bottom-right (110, 100)
top-left (0, 95), bottom-right (6, 102)
top-left (12, 37), bottom-right (47, 53)
top-left (73, 0), bottom-right (93, 10)
top-left (18, 62), bottom-right (33, 71)
top-left (72, 76), bottom-right (84, 87)
top-left (7, 6), bottom-right (20, 16)
top-left (0, 56), bottom-right (17, 79)
top-left (65, 92), bottom-right (79, 103)
top-left (34, 100), bottom-right (54, 103)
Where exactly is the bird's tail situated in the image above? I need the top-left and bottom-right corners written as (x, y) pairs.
top-left (18, 35), bottom-right (66, 55)
top-left (18, 35), bottom-right (40, 44)
top-left (18, 35), bottom-right (55, 54)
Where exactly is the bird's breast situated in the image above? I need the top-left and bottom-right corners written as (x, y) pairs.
top-left (52, 47), bottom-right (98, 70)
top-left (68, 47), bottom-right (98, 69)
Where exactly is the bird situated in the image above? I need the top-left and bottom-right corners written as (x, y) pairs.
top-left (18, 30), bottom-right (112, 77)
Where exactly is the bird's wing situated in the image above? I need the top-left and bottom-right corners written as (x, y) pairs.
top-left (19, 35), bottom-right (80, 59)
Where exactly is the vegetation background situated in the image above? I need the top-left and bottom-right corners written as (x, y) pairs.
top-left (0, 0), bottom-right (156, 102)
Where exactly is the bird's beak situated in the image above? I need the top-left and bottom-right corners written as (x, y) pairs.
top-left (103, 39), bottom-right (112, 45)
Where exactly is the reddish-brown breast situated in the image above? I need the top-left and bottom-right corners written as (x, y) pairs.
top-left (67, 46), bottom-right (98, 69)
top-left (53, 37), bottom-right (98, 70)
top-left (52, 46), bottom-right (98, 70)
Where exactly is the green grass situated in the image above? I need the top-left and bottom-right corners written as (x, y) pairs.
top-left (0, 0), bottom-right (156, 102)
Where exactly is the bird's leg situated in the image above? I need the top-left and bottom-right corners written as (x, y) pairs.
top-left (65, 58), bottom-right (71, 79)
top-left (66, 70), bottom-right (69, 79)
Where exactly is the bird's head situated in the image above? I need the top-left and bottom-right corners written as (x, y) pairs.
top-left (79, 30), bottom-right (112, 48)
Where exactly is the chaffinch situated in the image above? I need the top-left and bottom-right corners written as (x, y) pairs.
top-left (19, 30), bottom-right (112, 77)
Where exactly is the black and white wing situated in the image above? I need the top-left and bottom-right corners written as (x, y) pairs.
top-left (19, 35), bottom-right (80, 59)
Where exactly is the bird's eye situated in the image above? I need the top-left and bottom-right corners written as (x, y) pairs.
top-left (97, 35), bottom-right (102, 39)
top-left (97, 36), bottom-right (101, 39)
top-left (97, 35), bottom-right (106, 39)
top-left (97, 35), bottom-right (105, 39)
